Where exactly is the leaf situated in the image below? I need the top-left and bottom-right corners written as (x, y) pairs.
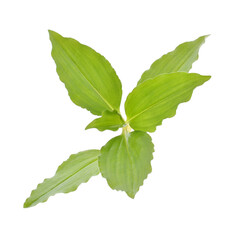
top-left (99, 131), bottom-right (154, 198)
top-left (24, 150), bottom-right (100, 208)
top-left (138, 35), bottom-right (208, 85)
top-left (49, 30), bottom-right (122, 116)
top-left (86, 110), bottom-right (125, 131)
top-left (125, 72), bottom-right (211, 132)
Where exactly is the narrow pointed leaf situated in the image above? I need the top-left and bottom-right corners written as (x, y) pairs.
top-left (138, 35), bottom-right (208, 85)
top-left (49, 30), bottom-right (122, 115)
top-left (86, 110), bottom-right (125, 131)
top-left (99, 131), bottom-right (154, 198)
top-left (125, 72), bottom-right (211, 132)
top-left (24, 150), bottom-right (100, 208)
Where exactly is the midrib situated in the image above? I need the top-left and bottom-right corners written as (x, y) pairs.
top-left (57, 42), bottom-right (114, 112)
top-left (123, 133), bottom-right (135, 191)
top-left (30, 157), bottom-right (98, 206)
top-left (127, 85), bottom-right (191, 122)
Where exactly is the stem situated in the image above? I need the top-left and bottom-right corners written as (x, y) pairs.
top-left (122, 124), bottom-right (131, 136)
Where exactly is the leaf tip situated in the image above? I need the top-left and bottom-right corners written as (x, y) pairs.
top-left (126, 190), bottom-right (137, 199)
top-left (85, 123), bottom-right (92, 130)
top-left (128, 194), bottom-right (136, 199)
top-left (48, 29), bottom-right (55, 37)
top-left (48, 29), bottom-right (62, 41)
top-left (200, 34), bottom-right (210, 39)
top-left (204, 75), bottom-right (212, 82)
top-left (23, 199), bottom-right (30, 208)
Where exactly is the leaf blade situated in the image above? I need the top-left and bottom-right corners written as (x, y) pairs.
top-left (125, 72), bottom-right (211, 132)
top-left (24, 150), bottom-right (100, 208)
top-left (99, 131), bottom-right (154, 198)
top-left (86, 110), bottom-right (125, 131)
top-left (138, 35), bottom-right (208, 84)
top-left (49, 30), bottom-right (122, 115)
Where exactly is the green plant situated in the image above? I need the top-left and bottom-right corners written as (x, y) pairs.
top-left (24, 31), bottom-right (210, 208)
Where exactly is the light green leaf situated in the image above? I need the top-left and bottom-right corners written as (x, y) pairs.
top-left (125, 72), bottom-right (211, 132)
top-left (138, 35), bottom-right (208, 85)
top-left (99, 131), bottom-right (154, 198)
top-left (24, 150), bottom-right (100, 208)
top-left (86, 110), bottom-right (125, 131)
top-left (49, 30), bottom-right (122, 115)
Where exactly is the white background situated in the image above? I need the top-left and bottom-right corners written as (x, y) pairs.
top-left (1, 0), bottom-right (236, 239)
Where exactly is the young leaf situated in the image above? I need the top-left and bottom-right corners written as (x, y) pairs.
top-left (49, 30), bottom-right (122, 115)
top-left (138, 35), bottom-right (208, 85)
top-left (86, 110), bottom-right (125, 131)
top-left (99, 130), bottom-right (154, 198)
top-left (24, 150), bottom-right (100, 208)
top-left (125, 72), bottom-right (211, 132)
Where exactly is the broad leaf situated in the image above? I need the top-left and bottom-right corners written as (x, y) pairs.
top-left (138, 35), bottom-right (208, 85)
top-left (86, 110), bottom-right (125, 131)
top-left (49, 30), bottom-right (122, 115)
top-left (24, 150), bottom-right (100, 208)
top-left (99, 131), bottom-right (154, 198)
top-left (125, 72), bottom-right (211, 132)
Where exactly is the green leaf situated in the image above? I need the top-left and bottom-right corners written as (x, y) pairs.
top-left (99, 130), bottom-right (154, 198)
top-left (24, 150), bottom-right (100, 208)
top-left (49, 30), bottom-right (122, 115)
top-left (138, 35), bottom-right (208, 85)
top-left (86, 110), bottom-right (125, 131)
top-left (125, 72), bottom-right (211, 132)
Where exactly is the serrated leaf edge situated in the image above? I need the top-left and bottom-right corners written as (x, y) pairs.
top-left (138, 35), bottom-right (209, 85)
top-left (127, 73), bottom-right (211, 132)
top-left (24, 151), bottom-right (100, 208)
top-left (98, 133), bottom-right (155, 198)
top-left (49, 30), bottom-right (122, 116)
